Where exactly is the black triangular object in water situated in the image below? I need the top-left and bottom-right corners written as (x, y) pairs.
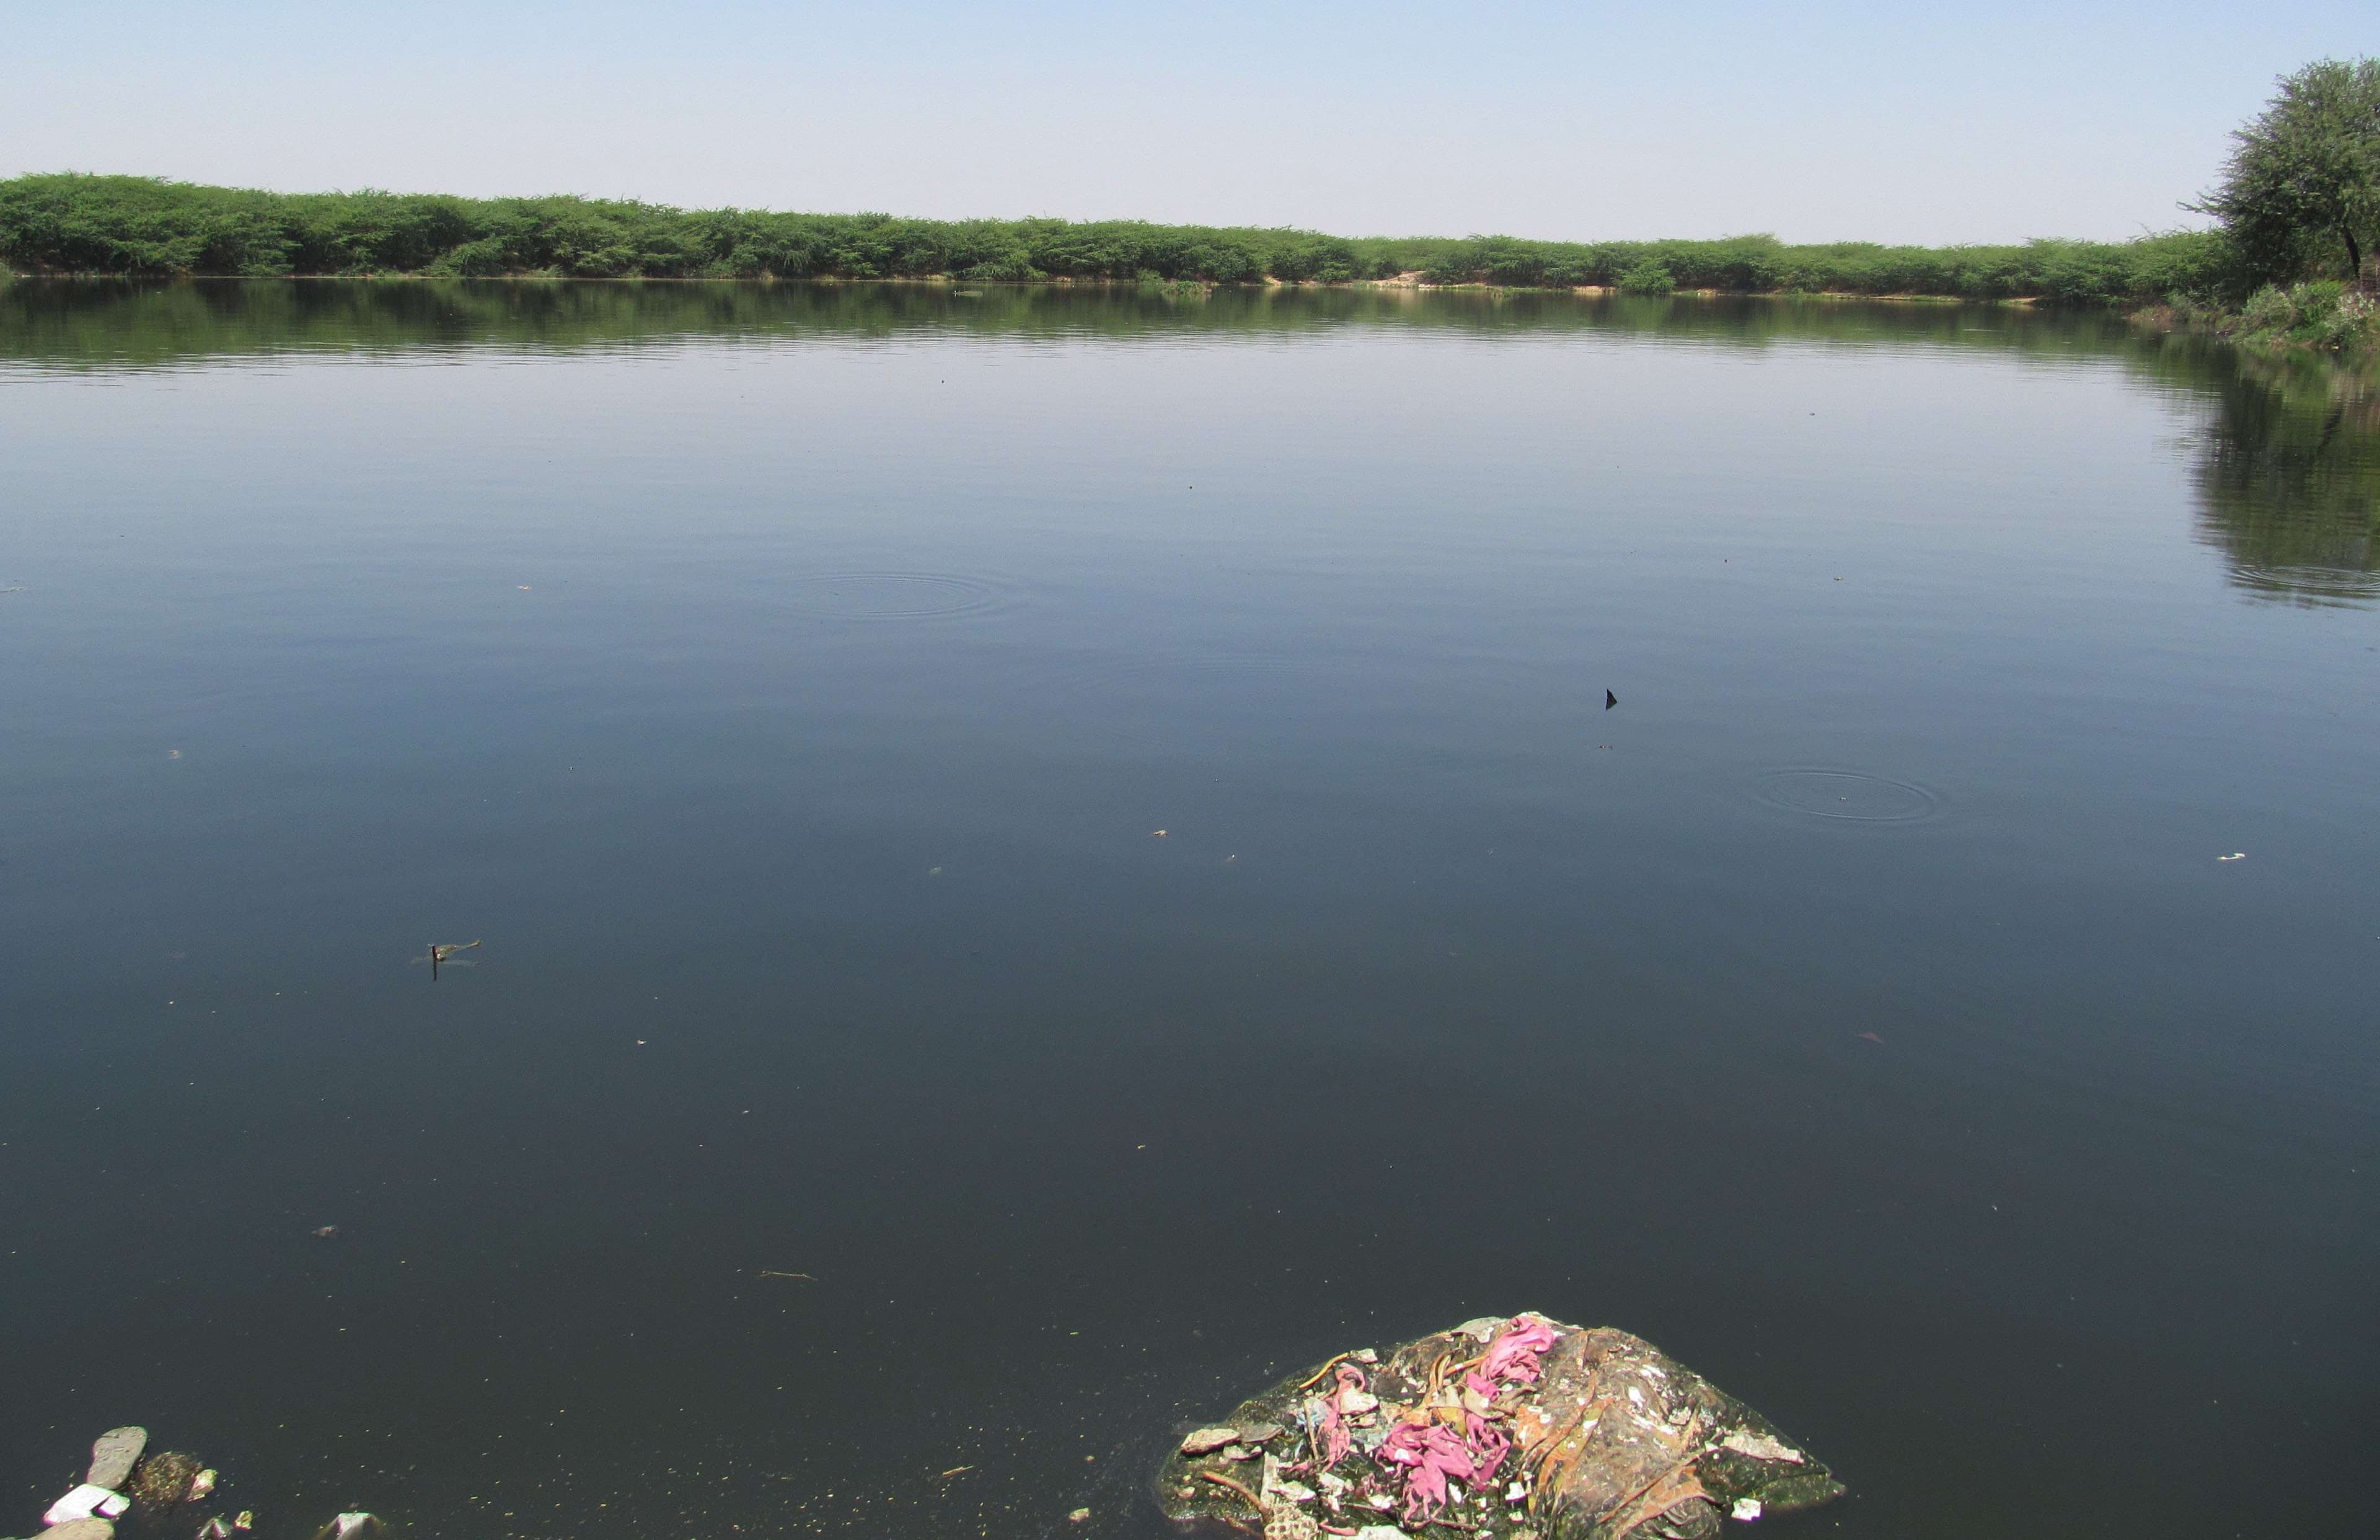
top-left (1605, 690), bottom-right (1618, 710)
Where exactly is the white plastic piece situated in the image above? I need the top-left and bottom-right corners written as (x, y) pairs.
top-left (1719, 1429), bottom-right (1806, 1464)
top-left (333, 1515), bottom-right (381, 1539)
top-left (46, 1485), bottom-right (133, 1525)
top-left (1732, 1497), bottom-right (1765, 1521)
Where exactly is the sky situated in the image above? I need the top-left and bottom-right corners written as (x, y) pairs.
top-left (2, 0), bottom-right (2370, 245)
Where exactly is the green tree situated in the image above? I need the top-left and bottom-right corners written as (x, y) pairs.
top-left (2195, 58), bottom-right (2380, 287)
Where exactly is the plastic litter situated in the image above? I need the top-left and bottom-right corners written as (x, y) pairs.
top-left (313, 1515), bottom-right (389, 1540)
top-left (43, 1486), bottom-right (130, 1525)
top-left (1161, 1312), bottom-right (1843, 1539)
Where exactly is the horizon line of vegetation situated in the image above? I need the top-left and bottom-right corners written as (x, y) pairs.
top-left (2, 174), bottom-right (2240, 305)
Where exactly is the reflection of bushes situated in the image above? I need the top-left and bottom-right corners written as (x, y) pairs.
top-left (6, 276), bottom-right (2371, 607)
top-left (2172, 343), bottom-right (2380, 604)
top-left (1, 278), bottom-right (2162, 372)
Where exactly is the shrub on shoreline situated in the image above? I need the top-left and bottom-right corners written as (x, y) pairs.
top-left (1, 174), bottom-right (2229, 306)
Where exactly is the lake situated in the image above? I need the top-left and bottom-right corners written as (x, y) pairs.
top-left (1, 280), bottom-right (2374, 1540)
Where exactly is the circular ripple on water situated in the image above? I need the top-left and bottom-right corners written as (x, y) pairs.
top-left (780, 572), bottom-right (1008, 620)
top-left (1754, 769), bottom-right (1944, 824)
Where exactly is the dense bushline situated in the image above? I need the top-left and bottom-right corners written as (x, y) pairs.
top-left (2154, 281), bottom-right (2380, 352)
top-left (0, 174), bottom-right (2231, 304)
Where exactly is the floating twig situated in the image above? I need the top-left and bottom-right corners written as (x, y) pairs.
top-left (1295, 1351), bottom-right (1354, 1391)
top-left (1197, 1471), bottom-right (1263, 1513)
top-left (756, 1270), bottom-right (816, 1280)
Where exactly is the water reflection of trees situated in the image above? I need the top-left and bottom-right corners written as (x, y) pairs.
top-left (4, 278), bottom-right (2373, 606)
top-left (2158, 342), bottom-right (2380, 605)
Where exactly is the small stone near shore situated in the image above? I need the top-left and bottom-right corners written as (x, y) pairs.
top-left (87, 1428), bottom-right (146, 1490)
top-left (39, 1521), bottom-right (116, 1540)
top-left (1179, 1426), bottom-right (1239, 1454)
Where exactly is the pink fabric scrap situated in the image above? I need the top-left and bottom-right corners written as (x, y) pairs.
top-left (1314, 1362), bottom-right (1369, 1469)
top-left (1310, 1394), bottom-right (1350, 1469)
top-left (1378, 1422), bottom-right (1476, 1525)
top-left (1479, 1315), bottom-right (1558, 1386)
top-left (1463, 1410), bottom-right (1512, 1488)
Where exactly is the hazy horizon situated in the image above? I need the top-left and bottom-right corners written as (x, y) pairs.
top-left (4, 0), bottom-right (2371, 247)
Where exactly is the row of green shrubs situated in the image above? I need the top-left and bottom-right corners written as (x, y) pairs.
top-left (1, 174), bottom-right (2240, 304)
top-left (2161, 281), bottom-right (2380, 352)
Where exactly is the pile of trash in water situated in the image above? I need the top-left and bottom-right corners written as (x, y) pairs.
top-left (10, 1426), bottom-right (387, 1540)
top-left (1158, 1313), bottom-right (1843, 1540)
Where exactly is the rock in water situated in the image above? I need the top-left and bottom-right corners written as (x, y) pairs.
top-left (1158, 1313), bottom-right (1844, 1539)
top-left (88, 1427), bottom-right (148, 1490)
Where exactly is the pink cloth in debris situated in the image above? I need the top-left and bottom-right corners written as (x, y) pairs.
top-left (1315, 1363), bottom-right (1368, 1469)
top-left (1316, 1402), bottom-right (1348, 1468)
top-left (1378, 1422), bottom-right (1476, 1525)
top-left (1479, 1316), bottom-right (1558, 1385)
top-left (1464, 1411), bottom-right (1512, 1488)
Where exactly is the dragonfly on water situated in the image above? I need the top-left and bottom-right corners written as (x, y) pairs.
top-left (411, 939), bottom-right (482, 979)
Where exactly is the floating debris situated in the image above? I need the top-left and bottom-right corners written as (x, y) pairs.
top-left (127, 1450), bottom-right (206, 1519)
top-left (43, 1486), bottom-right (128, 1525)
top-left (313, 1515), bottom-right (389, 1540)
top-left (1161, 1313), bottom-right (1842, 1539)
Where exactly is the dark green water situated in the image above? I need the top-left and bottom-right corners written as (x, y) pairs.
top-left (1, 280), bottom-right (2374, 1539)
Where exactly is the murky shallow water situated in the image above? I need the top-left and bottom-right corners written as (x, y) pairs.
top-left (1, 281), bottom-right (2375, 1539)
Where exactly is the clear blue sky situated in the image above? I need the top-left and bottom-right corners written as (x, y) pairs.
top-left (3, 1), bottom-right (2368, 244)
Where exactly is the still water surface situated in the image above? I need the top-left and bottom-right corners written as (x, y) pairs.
top-left (2, 283), bottom-right (2375, 1539)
